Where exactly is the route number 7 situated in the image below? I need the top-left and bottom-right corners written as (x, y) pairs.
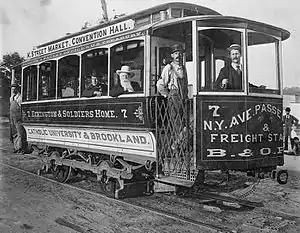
top-left (208, 105), bottom-right (220, 117)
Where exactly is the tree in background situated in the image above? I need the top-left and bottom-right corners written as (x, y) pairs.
top-left (0, 52), bottom-right (25, 84)
top-left (0, 52), bottom-right (24, 117)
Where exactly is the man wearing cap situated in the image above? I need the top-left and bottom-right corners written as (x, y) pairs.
top-left (156, 44), bottom-right (189, 151)
top-left (110, 65), bottom-right (141, 97)
top-left (9, 83), bottom-right (28, 154)
top-left (214, 44), bottom-right (243, 90)
top-left (283, 107), bottom-right (299, 151)
top-left (157, 44), bottom-right (188, 99)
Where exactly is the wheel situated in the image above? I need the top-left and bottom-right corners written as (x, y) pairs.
top-left (52, 165), bottom-right (72, 183)
top-left (101, 179), bottom-right (117, 198)
top-left (277, 170), bottom-right (288, 185)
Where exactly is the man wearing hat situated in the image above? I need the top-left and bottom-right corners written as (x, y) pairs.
top-left (82, 70), bottom-right (106, 97)
top-left (283, 107), bottom-right (299, 151)
top-left (110, 65), bottom-right (141, 97)
top-left (214, 44), bottom-right (243, 90)
top-left (157, 44), bottom-right (188, 99)
top-left (156, 44), bottom-right (189, 151)
top-left (9, 83), bottom-right (28, 153)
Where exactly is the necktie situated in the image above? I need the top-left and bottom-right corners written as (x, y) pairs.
top-left (236, 65), bottom-right (242, 75)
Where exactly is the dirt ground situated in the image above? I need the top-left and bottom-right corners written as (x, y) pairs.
top-left (1, 163), bottom-right (217, 233)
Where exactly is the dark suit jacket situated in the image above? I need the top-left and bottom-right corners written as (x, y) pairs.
top-left (283, 114), bottom-right (299, 128)
top-left (82, 85), bottom-right (101, 97)
top-left (110, 81), bottom-right (142, 97)
top-left (214, 65), bottom-right (242, 90)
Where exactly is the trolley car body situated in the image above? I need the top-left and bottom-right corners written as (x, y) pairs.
top-left (19, 2), bottom-right (290, 195)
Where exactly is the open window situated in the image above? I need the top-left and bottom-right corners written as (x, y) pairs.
top-left (58, 55), bottom-right (79, 98)
top-left (81, 48), bottom-right (108, 97)
top-left (110, 40), bottom-right (144, 96)
top-left (247, 31), bottom-right (280, 95)
top-left (151, 22), bottom-right (193, 96)
top-left (198, 28), bottom-right (243, 92)
top-left (23, 65), bottom-right (38, 101)
top-left (38, 60), bottom-right (56, 100)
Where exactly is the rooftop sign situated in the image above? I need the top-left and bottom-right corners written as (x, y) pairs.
top-left (26, 19), bottom-right (135, 59)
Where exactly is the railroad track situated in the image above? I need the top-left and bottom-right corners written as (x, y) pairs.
top-left (0, 148), bottom-right (299, 233)
top-left (0, 155), bottom-right (229, 233)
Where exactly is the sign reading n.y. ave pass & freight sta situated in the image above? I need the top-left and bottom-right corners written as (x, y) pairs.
top-left (201, 100), bottom-right (283, 160)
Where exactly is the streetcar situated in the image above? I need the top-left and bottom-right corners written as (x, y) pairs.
top-left (17, 2), bottom-right (290, 198)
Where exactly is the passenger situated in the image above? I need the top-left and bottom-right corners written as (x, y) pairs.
top-left (9, 83), bottom-right (28, 154)
top-left (214, 44), bottom-right (243, 90)
top-left (283, 107), bottom-right (299, 151)
top-left (99, 74), bottom-right (108, 95)
top-left (62, 81), bottom-right (75, 97)
top-left (157, 44), bottom-right (188, 99)
top-left (214, 44), bottom-right (263, 91)
top-left (156, 44), bottom-right (189, 151)
top-left (110, 65), bottom-right (141, 97)
top-left (82, 70), bottom-right (103, 97)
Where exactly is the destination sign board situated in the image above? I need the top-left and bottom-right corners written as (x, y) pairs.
top-left (26, 19), bottom-right (135, 59)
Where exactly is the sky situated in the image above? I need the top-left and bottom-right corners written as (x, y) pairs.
top-left (0, 0), bottom-right (299, 87)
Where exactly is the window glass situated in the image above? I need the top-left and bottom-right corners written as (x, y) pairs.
top-left (248, 31), bottom-right (279, 94)
top-left (23, 66), bottom-right (37, 101)
top-left (58, 55), bottom-right (79, 98)
top-left (198, 29), bottom-right (243, 92)
top-left (38, 61), bottom-right (56, 100)
top-left (81, 48), bottom-right (108, 97)
top-left (110, 40), bottom-right (144, 96)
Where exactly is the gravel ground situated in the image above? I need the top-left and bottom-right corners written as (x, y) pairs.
top-left (0, 164), bottom-right (213, 233)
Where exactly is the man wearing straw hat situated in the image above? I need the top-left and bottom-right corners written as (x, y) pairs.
top-left (110, 65), bottom-right (141, 97)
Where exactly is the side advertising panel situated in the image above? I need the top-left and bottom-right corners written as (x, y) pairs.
top-left (199, 98), bottom-right (283, 163)
top-left (24, 125), bottom-right (156, 159)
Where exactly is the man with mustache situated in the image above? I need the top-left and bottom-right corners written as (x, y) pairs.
top-left (215, 44), bottom-right (243, 90)
top-left (157, 44), bottom-right (189, 152)
top-left (157, 44), bottom-right (188, 99)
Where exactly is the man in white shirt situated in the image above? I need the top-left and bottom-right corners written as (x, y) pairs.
top-left (156, 44), bottom-right (189, 151)
top-left (9, 83), bottom-right (28, 153)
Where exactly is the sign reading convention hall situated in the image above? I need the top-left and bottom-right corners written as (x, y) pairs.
top-left (27, 19), bottom-right (135, 59)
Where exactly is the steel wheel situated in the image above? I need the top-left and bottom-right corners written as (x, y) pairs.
top-left (101, 179), bottom-right (117, 198)
top-left (53, 165), bottom-right (72, 183)
top-left (277, 170), bottom-right (288, 185)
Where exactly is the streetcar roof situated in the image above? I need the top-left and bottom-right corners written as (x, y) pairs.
top-left (36, 2), bottom-right (220, 49)
top-left (151, 15), bottom-right (290, 41)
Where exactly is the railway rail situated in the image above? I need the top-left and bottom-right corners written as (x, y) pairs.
top-left (0, 156), bottom-right (228, 233)
top-left (0, 148), bottom-right (299, 233)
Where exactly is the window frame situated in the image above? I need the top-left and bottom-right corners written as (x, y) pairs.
top-left (57, 55), bottom-right (80, 99)
top-left (108, 38), bottom-right (146, 98)
top-left (80, 48), bottom-right (109, 98)
top-left (37, 60), bottom-right (57, 100)
top-left (21, 36), bottom-right (148, 103)
top-left (246, 29), bottom-right (282, 97)
top-left (22, 65), bottom-right (38, 102)
top-left (196, 25), bottom-right (282, 98)
top-left (197, 26), bottom-right (247, 96)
